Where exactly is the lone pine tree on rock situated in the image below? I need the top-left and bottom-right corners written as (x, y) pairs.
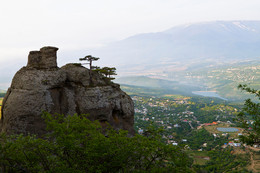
top-left (79, 55), bottom-right (117, 81)
top-left (79, 55), bottom-right (99, 70)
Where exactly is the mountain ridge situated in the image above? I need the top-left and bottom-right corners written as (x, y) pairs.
top-left (92, 20), bottom-right (260, 72)
top-left (1, 20), bottom-right (260, 89)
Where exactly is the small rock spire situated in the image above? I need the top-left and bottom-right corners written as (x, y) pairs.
top-left (27, 46), bottom-right (59, 69)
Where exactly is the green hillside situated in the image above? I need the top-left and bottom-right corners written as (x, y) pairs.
top-left (155, 61), bottom-right (260, 101)
top-left (183, 62), bottom-right (260, 101)
top-left (115, 76), bottom-right (178, 88)
top-left (120, 84), bottom-right (193, 97)
top-left (0, 89), bottom-right (6, 93)
top-left (115, 76), bottom-right (200, 95)
top-left (0, 90), bottom-right (6, 98)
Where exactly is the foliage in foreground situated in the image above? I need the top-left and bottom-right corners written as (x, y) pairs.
top-left (0, 113), bottom-right (193, 172)
top-left (236, 84), bottom-right (260, 145)
top-left (193, 148), bottom-right (250, 173)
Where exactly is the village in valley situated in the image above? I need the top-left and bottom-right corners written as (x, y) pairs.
top-left (130, 93), bottom-right (260, 170)
top-left (0, 87), bottom-right (259, 171)
top-left (132, 94), bottom-right (258, 149)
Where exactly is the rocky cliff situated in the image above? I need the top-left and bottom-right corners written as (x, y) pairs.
top-left (0, 46), bottom-right (134, 136)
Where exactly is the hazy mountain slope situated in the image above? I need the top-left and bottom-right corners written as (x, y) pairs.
top-left (115, 76), bottom-right (200, 95)
top-left (167, 61), bottom-right (260, 101)
top-left (115, 61), bottom-right (260, 101)
top-left (115, 76), bottom-right (178, 88)
top-left (93, 21), bottom-right (260, 69)
top-left (2, 21), bottom-right (260, 90)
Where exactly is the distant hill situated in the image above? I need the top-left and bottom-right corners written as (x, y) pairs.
top-left (0, 89), bottom-right (6, 93)
top-left (115, 60), bottom-right (260, 101)
top-left (116, 76), bottom-right (178, 88)
top-left (2, 20), bottom-right (260, 91)
top-left (181, 61), bottom-right (260, 101)
top-left (115, 76), bottom-right (200, 96)
top-left (92, 20), bottom-right (260, 74)
top-left (0, 90), bottom-right (5, 97)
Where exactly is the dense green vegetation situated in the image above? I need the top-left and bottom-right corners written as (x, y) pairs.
top-left (193, 148), bottom-right (250, 173)
top-left (0, 83), bottom-right (258, 172)
top-left (185, 128), bottom-right (228, 150)
top-left (236, 84), bottom-right (260, 145)
top-left (0, 93), bottom-right (5, 97)
top-left (123, 84), bottom-right (255, 172)
top-left (0, 113), bottom-right (193, 172)
top-left (0, 97), bottom-right (3, 118)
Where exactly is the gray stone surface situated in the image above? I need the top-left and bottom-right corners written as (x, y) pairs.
top-left (1, 47), bottom-right (134, 136)
top-left (27, 46), bottom-right (58, 69)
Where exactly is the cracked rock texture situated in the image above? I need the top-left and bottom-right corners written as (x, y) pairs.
top-left (0, 46), bottom-right (134, 136)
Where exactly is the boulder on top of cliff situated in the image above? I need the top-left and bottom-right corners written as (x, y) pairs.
top-left (0, 46), bottom-right (134, 136)
top-left (27, 46), bottom-right (58, 69)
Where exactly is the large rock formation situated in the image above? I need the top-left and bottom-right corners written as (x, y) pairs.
top-left (0, 46), bottom-right (134, 136)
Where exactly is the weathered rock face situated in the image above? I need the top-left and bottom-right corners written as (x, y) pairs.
top-left (1, 46), bottom-right (135, 136)
top-left (27, 47), bottom-right (58, 69)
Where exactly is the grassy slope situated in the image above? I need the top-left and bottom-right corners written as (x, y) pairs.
top-left (116, 62), bottom-right (260, 101)
top-left (116, 76), bottom-right (200, 96)
top-left (190, 62), bottom-right (260, 101)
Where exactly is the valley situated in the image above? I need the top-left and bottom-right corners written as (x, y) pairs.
top-left (170, 61), bottom-right (260, 101)
top-left (1, 20), bottom-right (260, 171)
top-left (121, 85), bottom-right (259, 172)
top-left (0, 79), bottom-right (259, 172)
top-left (1, 0), bottom-right (260, 171)
top-left (117, 60), bottom-right (260, 101)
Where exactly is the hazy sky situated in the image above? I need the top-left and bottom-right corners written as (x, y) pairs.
top-left (1, 0), bottom-right (260, 88)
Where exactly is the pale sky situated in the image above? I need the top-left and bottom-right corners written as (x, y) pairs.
top-left (1, 0), bottom-right (260, 88)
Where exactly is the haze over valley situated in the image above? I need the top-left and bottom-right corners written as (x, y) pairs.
top-left (1, 21), bottom-right (260, 101)
top-left (1, 1), bottom-right (260, 172)
top-left (91, 21), bottom-right (260, 101)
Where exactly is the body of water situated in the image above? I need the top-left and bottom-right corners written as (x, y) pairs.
top-left (217, 127), bottom-right (239, 132)
top-left (192, 91), bottom-right (228, 100)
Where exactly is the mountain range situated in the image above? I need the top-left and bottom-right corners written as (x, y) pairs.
top-left (91, 20), bottom-right (260, 76)
top-left (1, 20), bottom-right (260, 90)
top-left (115, 76), bottom-right (200, 95)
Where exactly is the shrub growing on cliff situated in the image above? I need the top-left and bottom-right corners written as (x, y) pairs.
top-left (0, 113), bottom-right (193, 172)
top-left (237, 85), bottom-right (260, 145)
top-left (236, 84), bottom-right (260, 145)
top-left (95, 67), bottom-right (117, 81)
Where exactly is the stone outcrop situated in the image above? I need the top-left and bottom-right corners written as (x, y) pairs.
top-left (27, 47), bottom-right (58, 69)
top-left (0, 46), bottom-right (134, 136)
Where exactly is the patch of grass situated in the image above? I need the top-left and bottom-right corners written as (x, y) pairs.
top-left (163, 94), bottom-right (190, 100)
top-left (187, 151), bottom-right (209, 165)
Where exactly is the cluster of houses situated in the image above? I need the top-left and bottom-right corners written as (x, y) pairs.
top-left (133, 95), bottom-right (259, 150)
